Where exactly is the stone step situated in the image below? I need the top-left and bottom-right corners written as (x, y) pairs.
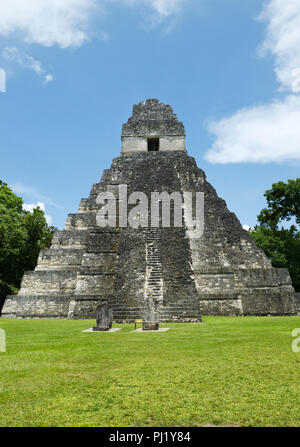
top-left (146, 287), bottom-right (162, 295)
top-left (146, 284), bottom-right (162, 288)
top-left (111, 308), bottom-right (144, 312)
top-left (146, 290), bottom-right (162, 293)
top-left (145, 292), bottom-right (163, 302)
top-left (145, 292), bottom-right (162, 295)
top-left (145, 293), bottom-right (162, 296)
top-left (146, 293), bottom-right (162, 296)
top-left (146, 292), bottom-right (162, 296)
top-left (145, 290), bottom-right (162, 293)
top-left (160, 308), bottom-right (201, 312)
top-left (113, 307), bottom-right (200, 313)
top-left (145, 288), bottom-right (162, 292)
top-left (160, 309), bottom-right (201, 313)
top-left (146, 288), bottom-right (162, 292)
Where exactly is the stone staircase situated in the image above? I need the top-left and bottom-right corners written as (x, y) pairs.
top-left (144, 228), bottom-right (163, 322)
top-left (159, 303), bottom-right (202, 322)
top-left (110, 305), bottom-right (145, 323)
top-left (110, 226), bottom-right (202, 323)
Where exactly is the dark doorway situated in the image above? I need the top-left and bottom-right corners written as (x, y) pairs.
top-left (148, 138), bottom-right (159, 152)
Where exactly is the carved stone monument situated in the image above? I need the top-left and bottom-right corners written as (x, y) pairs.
top-left (142, 296), bottom-right (160, 331)
top-left (93, 302), bottom-right (113, 331)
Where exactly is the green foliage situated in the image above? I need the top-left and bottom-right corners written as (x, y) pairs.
top-left (0, 279), bottom-right (18, 307)
top-left (250, 178), bottom-right (300, 291)
top-left (23, 207), bottom-right (55, 271)
top-left (0, 318), bottom-right (300, 427)
top-left (250, 225), bottom-right (300, 291)
top-left (0, 180), bottom-right (55, 306)
top-left (258, 178), bottom-right (300, 229)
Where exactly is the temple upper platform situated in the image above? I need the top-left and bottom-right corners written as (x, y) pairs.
top-left (121, 99), bottom-right (186, 154)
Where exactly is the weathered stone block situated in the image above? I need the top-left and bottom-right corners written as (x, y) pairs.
top-left (93, 303), bottom-right (113, 331)
top-left (142, 322), bottom-right (159, 331)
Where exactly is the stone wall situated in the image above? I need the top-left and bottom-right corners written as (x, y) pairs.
top-left (295, 293), bottom-right (300, 314)
top-left (0, 296), bottom-right (5, 315)
top-left (122, 99), bottom-right (185, 137)
top-left (121, 99), bottom-right (186, 154)
top-left (122, 136), bottom-right (186, 154)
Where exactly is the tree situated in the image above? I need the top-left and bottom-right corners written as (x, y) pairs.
top-left (250, 225), bottom-right (300, 292)
top-left (257, 179), bottom-right (300, 229)
top-left (0, 181), bottom-right (55, 311)
top-left (23, 207), bottom-right (55, 271)
top-left (250, 178), bottom-right (300, 292)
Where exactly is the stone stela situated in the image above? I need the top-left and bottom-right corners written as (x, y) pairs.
top-left (2, 99), bottom-right (297, 321)
top-left (93, 302), bottom-right (113, 332)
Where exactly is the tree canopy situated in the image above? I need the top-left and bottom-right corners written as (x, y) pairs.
top-left (250, 178), bottom-right (300, 292)
top-left (0, 180), bottom-right (55, 310)
top-left (257, 179), bottom-right (300, 229)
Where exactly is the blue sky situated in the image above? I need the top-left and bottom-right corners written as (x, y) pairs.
top-left (0, 0), bottom-right (299, 229)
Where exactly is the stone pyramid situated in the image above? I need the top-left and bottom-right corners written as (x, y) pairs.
top-left (2, 99), bottom-right (297, 320)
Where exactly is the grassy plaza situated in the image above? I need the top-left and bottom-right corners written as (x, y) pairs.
top-left (0, 316), bottom-right (299, 427)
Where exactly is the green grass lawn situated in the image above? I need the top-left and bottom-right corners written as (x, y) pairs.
top-left (0, 316), bottom-right (299, 427)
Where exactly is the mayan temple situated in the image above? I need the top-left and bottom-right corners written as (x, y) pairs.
top-left (2, 99), bottom-right (297, 320)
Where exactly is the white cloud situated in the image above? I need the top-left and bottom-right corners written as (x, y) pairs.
top-left (258, 0), bottom-right (300, 93)
top-left (120, 0), bottom-right (186, 16)
top-left (3, 47), bottom-right (42, 74)
top-left (0, 1), bottom-right (185, 49)
top-left (205, 95), bottom-right (300, 164)
top-left (44, 74), bottom-right (55, 83)
top-left (23, 201), bottom-right (53, 225)
top-left (150, 0), bottom-right (185, 16)
top-left (204, 0), bottom-right (300, 165)
top-left (243, 225), bottom-right (253, 231)
top-left (0, 0), bottom-right (98, 48)
top-left (3, 47), bottom-right (54, 83)
top-left (23, 201), bottom-right (45, 213)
